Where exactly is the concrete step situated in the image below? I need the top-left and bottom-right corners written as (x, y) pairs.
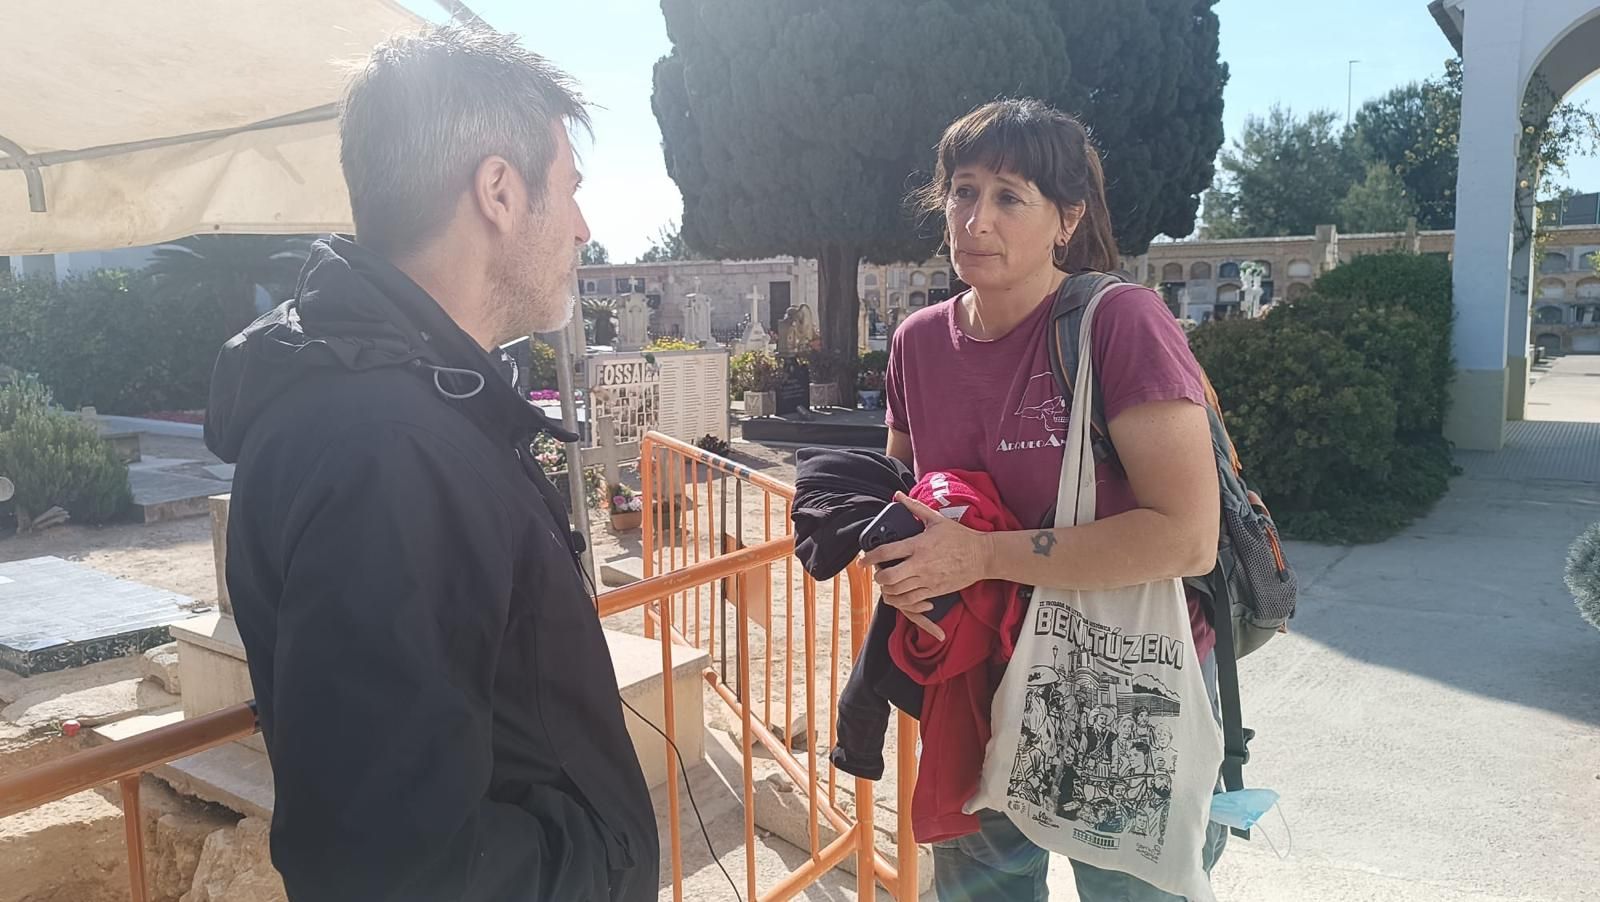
top-left (145, 620), bottom-right (709, 817)
top-left (602, 555), bottom-right (645, 587)
top-left (130, 471), bottom-right (226, 523)
top-left (90, 712), bottom-right (273, 822)
top-left (607, 629), bottom-right (710, 790)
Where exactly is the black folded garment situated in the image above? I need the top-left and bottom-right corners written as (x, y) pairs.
top-left (790, 447), bottom-right (922, 780)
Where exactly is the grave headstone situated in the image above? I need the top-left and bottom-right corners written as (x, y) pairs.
top-left (777, 357), bottom-right (810, 415)
top-left (618, 292), bottom-right (650, 350)
top-left (682, 291), bottom-right (713, 346)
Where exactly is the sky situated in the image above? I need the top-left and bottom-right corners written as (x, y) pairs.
top-left (402, 0), bottom-right (1600, 262)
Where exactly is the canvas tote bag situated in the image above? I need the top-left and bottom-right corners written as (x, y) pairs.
top-left (966, 285), bottom-right (1224, 901)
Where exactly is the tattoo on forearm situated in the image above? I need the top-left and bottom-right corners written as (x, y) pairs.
top-left (1031, 531), bottom-right (1058, 557)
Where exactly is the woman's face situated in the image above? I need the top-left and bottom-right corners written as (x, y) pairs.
top-left (945, 165), bottom-right (1078, 291)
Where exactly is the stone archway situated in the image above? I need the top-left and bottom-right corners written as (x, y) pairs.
top-left (1434, 0), bottom-right (1600, 448)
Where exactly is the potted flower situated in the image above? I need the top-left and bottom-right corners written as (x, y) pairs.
top-left (732, 351), bottom-right (783, 418)
top-left (856, 369), bottom-right (885, 409)
top-left (804, 348), bottom-right (843, 409)
top-left (855, 351), bottom-right (888, 410)
top-left (607, 484), bottom-right (644, 531)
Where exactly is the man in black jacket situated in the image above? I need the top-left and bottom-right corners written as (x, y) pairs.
top-left (204, 27), bottom-right (657, 901)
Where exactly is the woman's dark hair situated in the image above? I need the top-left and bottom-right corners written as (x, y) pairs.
top-left (913, 98), bottom-right (1118, 274)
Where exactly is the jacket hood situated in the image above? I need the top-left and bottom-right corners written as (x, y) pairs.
top-left (205, 237), bottom-right (574, 462)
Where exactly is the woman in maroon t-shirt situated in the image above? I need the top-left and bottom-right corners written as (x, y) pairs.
top-left (861, 99), bottom-right (1227, 901)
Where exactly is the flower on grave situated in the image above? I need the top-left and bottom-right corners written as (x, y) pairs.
top-left (607, 483), bottom-right (643, 513)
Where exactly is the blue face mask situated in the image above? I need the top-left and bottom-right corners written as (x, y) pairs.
top-left (1210, 788), bottom-right (1280, 831)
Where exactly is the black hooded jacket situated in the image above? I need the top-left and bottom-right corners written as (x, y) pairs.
top-left (789, 448), bottom-right (924, 780)
top-left (206, 237), bottom-right (658, 901)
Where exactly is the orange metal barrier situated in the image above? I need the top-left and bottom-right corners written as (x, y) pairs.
top-left (0, 430), bottom-right (918, 902)
top-left (634, 431), bottom-right (919, 901)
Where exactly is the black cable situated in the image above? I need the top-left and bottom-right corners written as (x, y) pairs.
top-left (618, 695), bottom-right (743, 902)
top-left (584, 566), bottom-right (742, 902)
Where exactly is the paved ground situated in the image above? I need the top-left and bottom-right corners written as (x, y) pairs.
top-left (1527, 354), bottom-right (1600, 423)
top-left (1033, 358), bottom-right (1600, 901)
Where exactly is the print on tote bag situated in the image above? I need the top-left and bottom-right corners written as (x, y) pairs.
top-left (1006, 602), bottom-right (1188, 863)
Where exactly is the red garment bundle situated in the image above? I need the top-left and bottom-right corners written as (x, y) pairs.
top-left (888, 470), bottom-right (1024, 842)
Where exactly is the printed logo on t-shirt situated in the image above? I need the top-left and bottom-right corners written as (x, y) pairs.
top-left (998, 372), bottom-right (1067, 453)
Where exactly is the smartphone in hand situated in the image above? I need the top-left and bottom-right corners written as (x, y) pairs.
top-left (859, 501), bottom-right (960, 622)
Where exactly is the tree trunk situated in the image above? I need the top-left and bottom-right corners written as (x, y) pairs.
top-left (817, 244), bottom-right (861, 404)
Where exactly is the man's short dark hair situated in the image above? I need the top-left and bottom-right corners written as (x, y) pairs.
top-left (339, 26), bottom-right (589, 257)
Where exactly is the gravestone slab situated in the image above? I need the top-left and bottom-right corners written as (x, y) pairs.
top-left (132, 470), bottom-right (230, 523)
top-left (777, 358), bottom-right (809, 415)
top-left (0, 556), bottom-right (195, 676)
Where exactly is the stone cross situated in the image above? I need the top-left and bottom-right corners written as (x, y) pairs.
top-left (742, 285), bottom-right (771, 350)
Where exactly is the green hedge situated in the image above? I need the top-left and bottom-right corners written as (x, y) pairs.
top-left (0, 378), bottom-right (132, 526)
top-left (0, 270), bottom-right (243, 414)
top-left (1191, 252), bottom-right (1458, 544)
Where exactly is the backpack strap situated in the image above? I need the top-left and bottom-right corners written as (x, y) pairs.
top-left (1047, 271), bottom-right (1125, 467)
top-left (1048, 272), bottom-right (1257, 837)
top-left (1207, 566), bottom-right (1255, 839)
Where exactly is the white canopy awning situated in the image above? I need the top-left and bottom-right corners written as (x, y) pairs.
top-left (0, 0), bottom-right (430, 255)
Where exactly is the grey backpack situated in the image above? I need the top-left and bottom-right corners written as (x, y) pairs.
top-left (1045, 272), bottom-right (1298, 819)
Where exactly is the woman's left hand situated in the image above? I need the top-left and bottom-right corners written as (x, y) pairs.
top-left (861, 492), bottom-right (992, 610)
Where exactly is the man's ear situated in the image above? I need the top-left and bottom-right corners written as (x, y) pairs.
top-left (472, 155), bottom-right (523, 236)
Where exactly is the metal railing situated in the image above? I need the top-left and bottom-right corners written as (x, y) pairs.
top-left (0, 702), bottom-right (259, 902)
top-left (0, 431), bottom-right (918, 901)
top-left (638, 431), bottom-right (918, 901)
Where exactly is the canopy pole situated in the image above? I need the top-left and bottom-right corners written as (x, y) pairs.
top-left (0, 133), bottom-right (47, 212)
top-left (0, 105), bottom-right (336, 175)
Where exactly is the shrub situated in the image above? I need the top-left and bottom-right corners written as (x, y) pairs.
top-left (729, 350), bottom-right (782, 395)
top-left (858, 350), bottom-right (889, 374)
top-left (526, 339), bottom-right (559, 391)
top-left (1191, 251), bottom-right (1458, 544)
top-left (0, 375), bottom-right (51, 430)
top-left (1310, 251), bottom-right (1454, 432)
top-left (803, 348), bottom-right (850, 384)
top-left (0, 379), bottom-right (131, 526)
top-left (1567, 523), bottom-right (1600, 632)
top-left (1312, 250), bottom-right (1453, 331)
top-left (1279, 295), bottom-right (1445, 436)
top-left (0, 270), bottom-right (241, 414)
top-left (1193, 317), bottom-right (1398, 511)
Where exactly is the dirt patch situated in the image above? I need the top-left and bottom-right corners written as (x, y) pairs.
top-left (0, 518), bottom-right (216, 604)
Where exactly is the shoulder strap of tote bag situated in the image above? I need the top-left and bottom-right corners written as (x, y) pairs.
top-left (1053, 283), bottom-right (1123, 530)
